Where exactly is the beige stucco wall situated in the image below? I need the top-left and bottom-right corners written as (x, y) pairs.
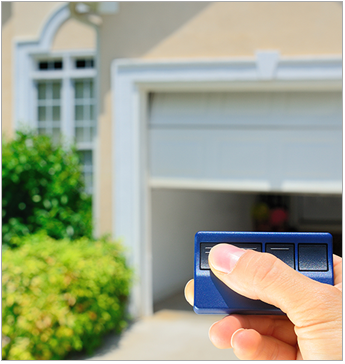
top-left (97, 1), bottom-right (342, 236)
top-left (51, 17), bottom-right (95, 51)
top-left (12, 2), bottom-right (64, 39)
top-left (143, 2), bottom-right (342, 58)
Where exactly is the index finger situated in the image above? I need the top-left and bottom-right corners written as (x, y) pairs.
top-left (184, 279), bottom-right (194, 306)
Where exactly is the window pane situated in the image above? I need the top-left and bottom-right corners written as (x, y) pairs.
top-left (91, 126), bottom-right (96, 139)
top-left (75, 127), bottom-right (84, 142)
top-left (39, 62), bottom-right (48, 70)
top-left (82, 128), bottom-right (90, 142)
top-left (90, 104), bottom-right (94, 120)
top-left (78, 150), bottom-right (93, 194)
top-left (38, 128), bottom-right (45, 135)
top-left (52, 82), bottom-right (61, 100)
top-left (88, 127), bottom-right (94, 142)
top-left (52, 128), bottom-right (60, 144)
top-left (89, 81), bottom-right (94, 98)
top-left (75, 105), bottom-right (84, 120)
top-left (38, 83), bottom-right (46, 100)
top-left (54, 61), bottom-right (63, 70)
top-left (75, 81), bottom-right (84, 99)
top-left (75, 59), bottom-right (94, 69)
top-left (83, 80), bottom-right (90, 98)
top-left (84, 104), bottom-right (90, 120)
top-left (76, 60), bottom-right (86, 68)
top-left (52, 106), bottom-right (60, 121)
top-left (38, 106), bottom-right (46, 121)
top-left (83, 151), bottom-right (92, 166)
top-left (84, 173), bottom-right (93, 193)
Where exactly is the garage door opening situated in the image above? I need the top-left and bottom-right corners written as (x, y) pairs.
top-left (151, 189), bottom-right (342, 312)
top-left (151, 188), bottom-right (256, 312)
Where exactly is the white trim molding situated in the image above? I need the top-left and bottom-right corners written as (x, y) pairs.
top-left (14, 4), bottom-right (70, 128)
top-left (111, 53), bottom-right (342, 318)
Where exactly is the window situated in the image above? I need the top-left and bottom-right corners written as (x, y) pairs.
top-left (34, 55), bottom-right (96, 194)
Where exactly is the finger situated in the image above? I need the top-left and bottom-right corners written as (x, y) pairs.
top-left (209, 314), bottom-right (296, 349)
top-left (230, 328), bottom-right (297, 360)
top-left (208, 244), bottom-right (340, 327)
top-left (184, 279), bottom-right (194, 306)
top-left (333, 254), bottom-right (342, 288)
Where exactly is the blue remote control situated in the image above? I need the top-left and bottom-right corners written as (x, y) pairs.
top-left (194, 231), bottom-right (334, 315)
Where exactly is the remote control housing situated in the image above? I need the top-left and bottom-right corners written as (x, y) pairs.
top-left (194, 231), bottom-right (333, 315)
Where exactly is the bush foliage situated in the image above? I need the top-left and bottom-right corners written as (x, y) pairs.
top-left (2, 233), bottom-right (132, 360)
top-left (2, 130), bottom-right (92, 247)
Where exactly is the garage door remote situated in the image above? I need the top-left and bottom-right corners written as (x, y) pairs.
top-left (194, 231), bottom-right (333, 315)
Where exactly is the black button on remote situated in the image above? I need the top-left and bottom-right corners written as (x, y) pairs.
top-left (298, 244), bottom-right (328, 271)
top-left (266, 243), bottom-right (295, 269)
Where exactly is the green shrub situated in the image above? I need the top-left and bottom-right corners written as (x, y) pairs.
top-left (2, 130), bottom-right (92, 247)
top-left (2, 233), bottom-right (132, 360)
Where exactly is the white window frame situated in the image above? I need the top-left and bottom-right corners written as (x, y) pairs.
top-left (14, 3), bottom-right (96, 155)
top-left (28, 52), bottom-right (97, 199)
top-left (14, 3), bottom-right (99, 225)
top-left (111, 54), bottom-right (342, 318)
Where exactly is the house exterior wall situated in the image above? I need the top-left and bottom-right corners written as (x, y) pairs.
top-left (51, 17), bottom-right (95, 51)
top-left (12, 2), bottom-right (63, 39)
top-left (2, 2), bottom-right (342, 238)
top-left (98, 1), bottom-right (342, 236)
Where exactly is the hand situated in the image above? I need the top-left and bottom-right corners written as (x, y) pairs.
top-left (184, 244), bottom-right (342, 360)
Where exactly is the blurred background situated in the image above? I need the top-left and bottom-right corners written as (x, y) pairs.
top-left (2, 1), bottom-right (342, 360)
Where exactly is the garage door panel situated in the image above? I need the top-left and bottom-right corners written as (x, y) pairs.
top-left (150, 92), bottom-right (342, 128)
top-left (218, 136), bottom-right (270, 178)
top-left (149, 92), bottom-right (342, 194)
top-left (150, 133), bottom-right (206, 178)
top-left (281, 132), bottom-right (342, 180)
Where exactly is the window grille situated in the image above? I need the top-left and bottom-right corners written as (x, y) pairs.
top-left (38, 60), bottom-right (63, 70)
top-left (34, 55), bottom-right (96, 195)
top-left (75, 59), bottom-right (94, 69)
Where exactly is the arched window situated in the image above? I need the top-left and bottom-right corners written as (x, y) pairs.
top-left (15, 4), bottom-right (96, 194)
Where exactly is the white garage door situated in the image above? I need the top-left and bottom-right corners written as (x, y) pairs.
top-left (149, 91), bottom-right (342, 194)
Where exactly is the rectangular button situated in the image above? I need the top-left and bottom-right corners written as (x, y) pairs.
top-left (298, 244), bottom-right (328, 271)
top-left (200, 243), bottom-right (262, 270)
top-left (265, 244), bottom-right (295, 269)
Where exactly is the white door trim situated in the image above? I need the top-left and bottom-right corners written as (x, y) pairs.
top-left (111, 53), bottom-right (342, 317)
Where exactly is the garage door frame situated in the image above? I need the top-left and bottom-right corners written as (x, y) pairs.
top-left (111, 52), bottom-right (342, 317)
